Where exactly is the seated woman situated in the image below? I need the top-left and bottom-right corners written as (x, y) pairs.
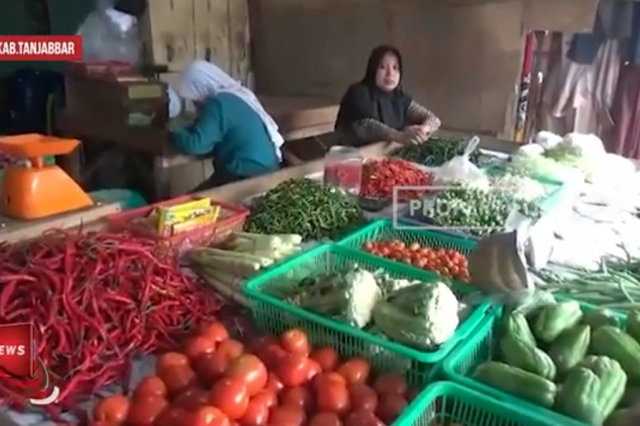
top-left (335, 45), bottom-right (441, 146)
top-left (171, 60), bottom-right (285, 190)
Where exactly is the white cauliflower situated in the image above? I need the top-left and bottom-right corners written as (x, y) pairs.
top-left (372, 281), bottom-right (460, 349)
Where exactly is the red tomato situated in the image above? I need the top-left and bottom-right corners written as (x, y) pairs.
top-left (252, 389), bottom-right (278, 409)
top-left (209, 378), bottom-right (249, 420)
top-left (314, 372), bottom-right (347, 389)
top-left (194, 352), bottom-right (229, 386)
top-left (373, 373), bottom-right (408, 396)
top-left (199, 322), bottom-right (230, 343)
top-left (268, 406), bottom-right (305, 426)
top-left (305, 359), bottom-right (321, 381)
top-left (247, 335), bottom-right (278, 355)
top-left (126, 395), bottom-right (168, 426)
top-left (406, 388), bottom-right (420, 402)
top-left (225, 354), bottom-right (268, 396)
top-left (309, 347), bottom-right (339, 372)
top-left (156, 407), bottom-right (189, 426)
top-left (316, 380), bottom-right (349, 416)
top-left (217, 339), bottom-right (245, 362)
top-left (279, 386), bottom-right (312, 412)
top-left (276, 353), bottom-right (309, 387)
top-left (308, 412), bottom-right (343, 426)
top-left (348, 383), bottom-right (378, 412)
top-left (264, 373), bottom-right (284, 393)
top-left (156, 352), bottom-right (190, 374)
top-left (158, 364), bottom-right (196, 395)
top-left (336, 358), bottom-right (371, 385)
top-left (189, 405), bottom-right (231, 426)
top-left (173, 385), bottom-right (211, 410)
top-left (184, 336), bottom-right (217, 361)
top-left (239, 395), bottom-right (270, 426)
top-left (280, 329), bottom-right (310, 355)
top-left (345, 409), bottom-right (385, 426)
top-left (259, 343), bottom-right (287, 369)
top-left (376, 394), bottom-right (407, 424)
top-left (133, 376), bottom-right (167, 399)
top-left (93, 394), bottom-right (129, 423)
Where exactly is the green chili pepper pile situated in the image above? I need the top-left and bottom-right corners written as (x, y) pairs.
top-left (245, 179), bottom-right (365, 240)
top-left (392, 137), bottom-right (481, 166)
top-left (407, 186), bottom-right (541, 237)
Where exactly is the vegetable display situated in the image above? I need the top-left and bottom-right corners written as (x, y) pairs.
top-left (471, 300), bottom-right (640, 424)
top-left (361, 240), bottom-right (469, 281)
top-left (406, 186), bottom-right (541, 237)
top-left (92, 322), bottom-right (421, 426)
top-left (245, 179), bottom-right (365, 240)
top-left (0, 231), bottom-right (229, 419)
top-left (268, 266), bottom-right (464, 350)
top-left (360, 158), bottom-right (433, 201)
top-left (191, 232), bottom-right (303, 305)
top-left (488, 174), bottom-right (548, 202)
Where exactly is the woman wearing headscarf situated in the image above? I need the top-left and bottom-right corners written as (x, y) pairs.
top-left (171, 60), bottom-right (284, 190)
top-left (335, 45), bottom-right (441, 146)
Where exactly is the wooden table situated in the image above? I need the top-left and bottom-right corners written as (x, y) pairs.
top-left (0, 202), bottom-right (122, 244)
top-left (58, 96), bottom-right (339, 200)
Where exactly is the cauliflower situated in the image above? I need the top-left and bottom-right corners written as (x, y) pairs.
top-left (372, 281), bottom-right (460, 349)
top-left (290, 266), bottom-right (381, 328)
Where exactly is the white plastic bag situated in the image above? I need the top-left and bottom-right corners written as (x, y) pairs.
top-left (534, 131), bottom-right (563, 149)
top-left (435, 136), bottom-right (489, 188)
top-left (77, 0), bottom-right (141, 64)
top-left (562, 133), bottom-right (606, 159)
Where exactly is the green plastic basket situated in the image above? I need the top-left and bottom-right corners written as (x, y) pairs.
top-left (242, 243), bottom-right (495, 386)
top-left (443, 301), bottom-right (625, 426)
top-left (335, 219), bottom-right (477, 257)
top-left (396, 381), bottom-right (556, 426)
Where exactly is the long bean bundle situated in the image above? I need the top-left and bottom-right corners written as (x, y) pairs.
top-left (534, 262), bottom-right (640, 313)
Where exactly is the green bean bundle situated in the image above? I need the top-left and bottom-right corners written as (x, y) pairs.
top-left (245, 179), bottom-right (365, 240)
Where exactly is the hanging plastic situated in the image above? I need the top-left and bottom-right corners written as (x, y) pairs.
top-left (465, 208), bottom-right (556, 309)
top-left (435, 136), bottom-right (489, 189)
top-left (77, 0), bottom-right (141, 64)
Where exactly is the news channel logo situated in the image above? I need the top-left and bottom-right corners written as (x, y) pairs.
top-left (390, 185), bottom-right (520, 236)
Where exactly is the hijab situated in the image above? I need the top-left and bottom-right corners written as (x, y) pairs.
top-left (335, 45), bottom-right (413, 132)
top-left (175, 60), bottom-right (284, 159)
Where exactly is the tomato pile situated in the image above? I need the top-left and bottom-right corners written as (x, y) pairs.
top-left (360, 158), bottom-right (434, 201)
top-left (91, 323), bottom-right (419, 426)
top-left (362, 240), bottom-right (470, 282)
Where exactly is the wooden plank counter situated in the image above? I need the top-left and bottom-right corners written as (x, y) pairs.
top-left (0, 202), bottom-right (122, 244)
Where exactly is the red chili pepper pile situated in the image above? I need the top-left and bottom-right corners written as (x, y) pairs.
top-left (0, 230), bottom-right (234, 419)
top-left (360, 158), bottom-right (434, 201)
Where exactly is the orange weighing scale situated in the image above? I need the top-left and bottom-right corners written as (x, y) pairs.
top-left (0, 134), bottom-right (93, 220)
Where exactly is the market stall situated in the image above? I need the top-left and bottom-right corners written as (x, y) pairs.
top-left (6, 130), bottom-right (640, 426)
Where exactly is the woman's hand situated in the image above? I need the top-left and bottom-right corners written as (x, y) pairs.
top-left (399, 126), bottom-right (427, 144)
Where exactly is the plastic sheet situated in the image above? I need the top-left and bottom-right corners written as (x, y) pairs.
top-left (77, 0), bottom-right (141, 64)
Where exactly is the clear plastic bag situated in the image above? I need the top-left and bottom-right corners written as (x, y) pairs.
top-left (435, 136), bottom-right (489, 189)
top-left (77, 0), bottom-right (141, 64)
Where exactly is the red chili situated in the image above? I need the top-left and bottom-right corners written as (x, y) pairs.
top-left (0, 229), bottom-right (230, 420)
top-left (360, 158), bottom-right (434, 201)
